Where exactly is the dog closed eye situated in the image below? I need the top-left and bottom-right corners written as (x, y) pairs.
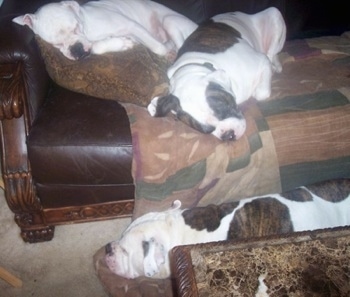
top-left (142, 240), bottom-right (150, 257)
top-left (206, 82), bottom-right (243, 120)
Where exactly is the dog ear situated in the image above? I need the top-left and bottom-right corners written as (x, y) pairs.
top-left (142, 240), bottom-right (150, 258)
top-left (61, 1), bottom-right (81, 14)
top-left (143, 237), bottom-right (166, 277)
top-left (148, 94), bottom-right (182, 117)
top-left (12, 14), bottom-right (36, 29)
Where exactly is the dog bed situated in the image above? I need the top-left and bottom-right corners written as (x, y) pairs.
top-left (35, 36), bottom-right (170, 106)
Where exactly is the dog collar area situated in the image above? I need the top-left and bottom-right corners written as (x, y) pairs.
top-left (172, 62), bottom-right (216, 76)
top-left (201, 62), bottom-right (216, 71)
top-left (188, 62), bottom-right (216, 71)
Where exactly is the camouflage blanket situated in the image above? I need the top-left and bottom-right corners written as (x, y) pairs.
top-left (123, 32), bottom-right (350, 219)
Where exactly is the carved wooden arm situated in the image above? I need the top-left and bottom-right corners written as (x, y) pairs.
top-left (0, 62), bottom-right (51, 242)
top-left (0, 16), bottom-right (53, 241)
top-left (0, 63), bottom-right (24, 120)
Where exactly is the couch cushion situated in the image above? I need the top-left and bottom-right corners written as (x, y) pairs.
top-left (35, 37), bottom-right (170, 107)
top-left (27, 86), bottom-right (133, 186)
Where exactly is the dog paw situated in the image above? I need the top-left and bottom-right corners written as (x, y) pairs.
top-left (254, 87), bottom-right (271, 101)
top-left (92, 37), bottom-right (134, 55)
top-left (120, 37), bottom-right (134, 51)
top-left (272, 56), bottom-right (283, 73)
top-left (147, 97), bottom-right (159, 116)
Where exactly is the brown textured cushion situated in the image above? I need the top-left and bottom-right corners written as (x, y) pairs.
top-left (35, 36), bottom-right (170, 106)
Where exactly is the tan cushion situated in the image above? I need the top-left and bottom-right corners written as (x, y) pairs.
top-left (35, 37), bottom-right (170, 106)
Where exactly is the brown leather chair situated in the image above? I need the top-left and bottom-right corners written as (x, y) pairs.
top-left (0, 26), bottom-right (135, 243)
top-left (0, 4), bottom-right (135, 242)
top-left (1, 0), bottom-right (349, 243)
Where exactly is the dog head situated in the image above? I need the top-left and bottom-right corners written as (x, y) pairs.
top-left (105, 201), bottom-right (182, 279)
top-left (13, 1), bottom-right (92, 60)
top-left (148, 67), bottom-right (246, 141)
top-left (105, 226), bottom-right (170, 279)
top-left (105, 231), bottom-right (168, 279)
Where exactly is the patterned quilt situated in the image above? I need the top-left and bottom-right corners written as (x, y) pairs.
top-left (122, 32), bottom-right (350, 219)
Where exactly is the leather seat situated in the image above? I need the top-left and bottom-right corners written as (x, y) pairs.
top-left (27, 86), bottom-right (134, 208)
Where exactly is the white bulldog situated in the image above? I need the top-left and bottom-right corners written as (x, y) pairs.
top-left (12, 0), bottom-right (197, 60)
top-left (148, 7), bottom-right (286, 141)
top-left (105, 179), bottom-right (350, 279)
top-left (104, 200), bottom-right (236, 279)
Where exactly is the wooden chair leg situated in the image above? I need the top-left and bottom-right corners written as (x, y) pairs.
top-left (0, 266), bottom-right (22, 288)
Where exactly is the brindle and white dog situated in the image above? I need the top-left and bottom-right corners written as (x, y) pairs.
top-left (148, 7), bottom-right (286, 141)
top-left (105, 179), bottom-right (350, 279)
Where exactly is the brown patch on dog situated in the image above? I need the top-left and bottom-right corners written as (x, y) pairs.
top-left (182, 202), bottom-right (239, 232)
top-left (177, 20), bottom-right (241, 57)
top-left (281, 187), bottom-right (313, 202)
top-left (228, 198), bottom-right (293, 239)
top-left (306, 179), bottom-right (350, 202)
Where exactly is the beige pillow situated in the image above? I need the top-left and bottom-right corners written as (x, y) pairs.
top-left (35, 36), bottom-right (170, 106)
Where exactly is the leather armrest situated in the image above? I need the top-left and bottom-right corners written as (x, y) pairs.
top-left (0, 15), bottom-right (50, 124)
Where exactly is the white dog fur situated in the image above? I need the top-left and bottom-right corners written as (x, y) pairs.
top-left (13, 0), bottom-right (197, 60)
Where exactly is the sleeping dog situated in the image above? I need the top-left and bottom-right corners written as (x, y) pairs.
top-left (148, 7), bottom-right (286, 141)
top-left (12, 0), bottom-right (197, 60)
top-left (105, 179), bottom-right (350, 279)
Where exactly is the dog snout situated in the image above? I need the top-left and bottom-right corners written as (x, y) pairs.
top-left (105, 242), bottom-right (114, 255)
top-left (220, 130), bottom-right (236, 141)
top-left (212, 116), bottom-right (246, 141)
top-left (69, 42), bottom-right (90, 60)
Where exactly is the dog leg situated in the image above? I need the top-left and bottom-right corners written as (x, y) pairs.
top-left (253, 58), bottom-right (272, 101)
top-left (127, 22), bottom-right (172, 57)
top-left (91, 37), bottom-right (135, 55)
